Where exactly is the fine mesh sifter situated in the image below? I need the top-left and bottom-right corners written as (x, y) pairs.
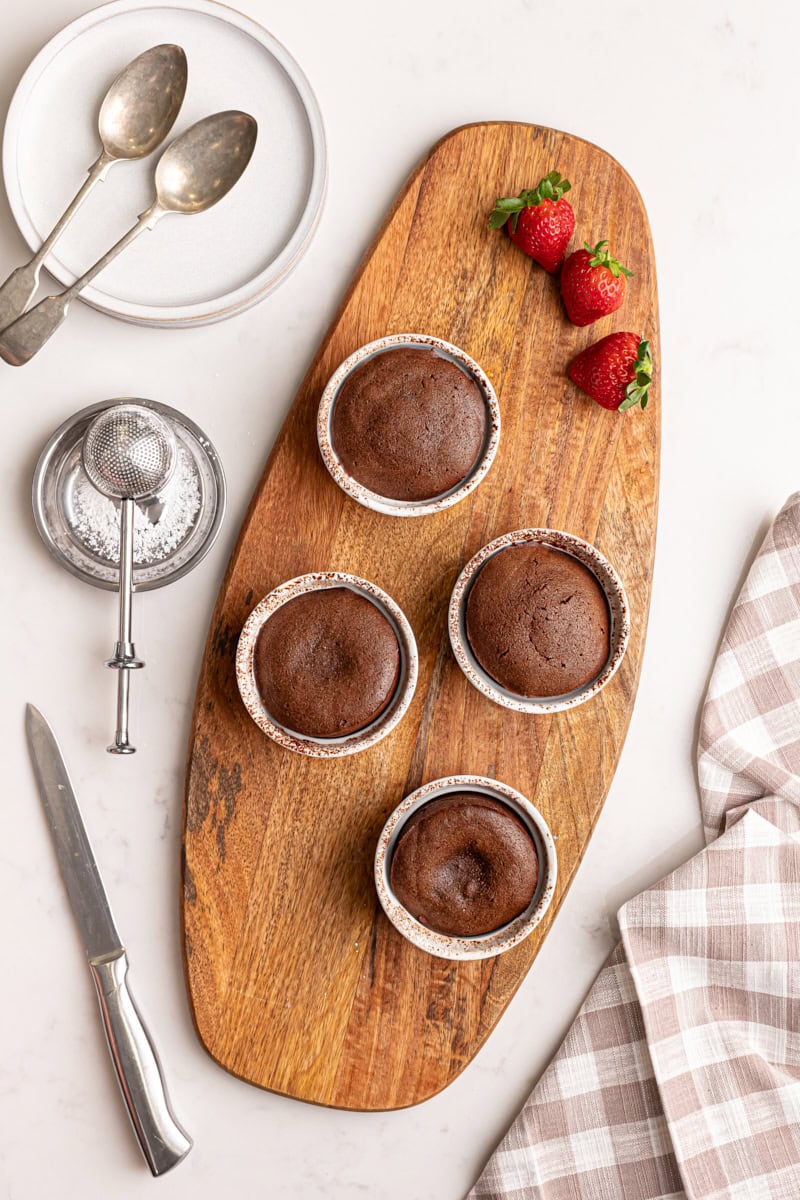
top-left (82, 408), bottom-right (173, 753)
top-left (32, 397), bottom-right (226, 753)
top-left (82, 405), bottom-right (177, 504)
top-left (82, 405), bottom-right (177, 754)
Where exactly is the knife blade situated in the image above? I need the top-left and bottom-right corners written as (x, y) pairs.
top-left (25, 703), bottom-right (192, 1176)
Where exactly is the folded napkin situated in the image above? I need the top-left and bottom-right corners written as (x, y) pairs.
top-left (468, 493), bottom-right (800, 1200)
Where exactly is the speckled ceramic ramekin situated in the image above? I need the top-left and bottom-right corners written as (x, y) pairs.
top-left (374, 775), bottom-right (557, 961)
top-left (317, 333), bottom-right (500, 517)
top-left (448, 528), bottom-right (630, 715)
top-left (236, 572), bottom-right (418, 757)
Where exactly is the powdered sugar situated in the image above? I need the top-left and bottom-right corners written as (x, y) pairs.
top-left (71, 443), bottom-right (201, 565)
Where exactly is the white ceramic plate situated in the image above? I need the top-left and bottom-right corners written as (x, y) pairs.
top-left (2, 0), bottom-right (327, 326)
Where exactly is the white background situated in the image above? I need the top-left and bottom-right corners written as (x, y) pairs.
top-left (1, 1), bottom-right (796, 1197)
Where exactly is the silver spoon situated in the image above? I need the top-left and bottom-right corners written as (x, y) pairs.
top-left (0, 44), bottom-right (187, 333)
top-left (0, 110), bottom-right (258, 366)
top-left (82, 404), bottom-right (177, 755)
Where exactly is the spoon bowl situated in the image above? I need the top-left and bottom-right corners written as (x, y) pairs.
top-left (0, 43), bottom-right (187, 334)
top-left (0, 108), bottom-right (258, 366)
top-left (98, 43), bottom-right (188, 161)
top-left (154, 111), bottom-right (259, 214)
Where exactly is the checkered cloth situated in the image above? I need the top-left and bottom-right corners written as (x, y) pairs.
top-left (468, 494), bottom-right (800, 1200)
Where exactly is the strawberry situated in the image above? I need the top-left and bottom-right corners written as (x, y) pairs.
top-left (568, 333), bottom-right (653, 411)
top-left (489, 171), bottom-right (575, 273)
top-left (560, 240), bottom-right (631, 326)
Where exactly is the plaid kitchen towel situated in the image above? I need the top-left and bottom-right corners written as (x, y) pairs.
top-left (468, 493), bottom-right (800, 1200)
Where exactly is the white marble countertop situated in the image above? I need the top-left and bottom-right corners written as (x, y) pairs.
top-left (1, 1), bottom-right (797, 1196)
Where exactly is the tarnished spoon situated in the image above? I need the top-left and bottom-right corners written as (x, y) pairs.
top-left (0, 111), bottom-right (258, 366)
top-left (0, 44), bottom-right (187, 333)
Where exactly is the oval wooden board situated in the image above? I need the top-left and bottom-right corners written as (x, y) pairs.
top-left (182, 121), bottom-right (660, 1111)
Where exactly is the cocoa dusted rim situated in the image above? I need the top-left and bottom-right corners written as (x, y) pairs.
top-left (330, 346), bottom-right (488, 502)
top-left (465, 542), bottom-right (611, 699)
top-left (317, 334), bottom-right (501, 518)
top-left (253, 586), bottom-right (401, 738)
top-left (236, 572), bottom-right (419, 759)
top-left (389, 792), bottom-right (539, 937)
top-left (448, 529), bottom-right (630, 715)
top-left (374, 775), bottom-right (558, 962)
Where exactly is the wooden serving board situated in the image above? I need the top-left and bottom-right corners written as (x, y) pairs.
top-left (182, 122), bottom-right (660, 1110)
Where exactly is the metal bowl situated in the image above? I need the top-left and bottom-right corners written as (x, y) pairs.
top-left (32, 397), bottom-right (226, 591)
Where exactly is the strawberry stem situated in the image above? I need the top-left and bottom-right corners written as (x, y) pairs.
top-left (618, 339), bottom-right (653, 411)
top-left (584, 239), bottom-right (633, 279)
top-left (489, 171), bottom-right (572, 232)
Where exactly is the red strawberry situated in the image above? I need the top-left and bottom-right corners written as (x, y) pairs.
top-left (560, 240), bottom-right (631, 326)
top-left (568, 333), bottom-right (653, 411)
top-left (489, 171), bottom-right (575, 273)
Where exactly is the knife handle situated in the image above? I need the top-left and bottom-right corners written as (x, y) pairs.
top-left (90, 953), bottom-right (192, 1176)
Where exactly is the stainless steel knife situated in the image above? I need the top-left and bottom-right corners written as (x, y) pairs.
top-left (25, 703), bottom-right (192, 1176)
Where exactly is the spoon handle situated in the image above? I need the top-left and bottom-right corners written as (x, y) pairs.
top-left (67, 203), bottom-right (162, 296)
top-left (0, 206), bottom-right (162, 366)
top-left (0, 152), bottom-right (112, 333)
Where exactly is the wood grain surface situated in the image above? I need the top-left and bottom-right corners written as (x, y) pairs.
top-left (181, 122), bottom-right (660, 1111)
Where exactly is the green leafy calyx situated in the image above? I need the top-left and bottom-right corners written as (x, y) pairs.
top-left (584, 239), bottom-right (633, 279)
top-left (618, 339), bottom-right (652, 411)
top-left (489, 171), bottom-right (572, 232)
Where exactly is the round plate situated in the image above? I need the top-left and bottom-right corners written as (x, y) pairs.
top-left (3, 0), bottom-right (327, 326)
top-left (33, 397), bottom-right (226, 591)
